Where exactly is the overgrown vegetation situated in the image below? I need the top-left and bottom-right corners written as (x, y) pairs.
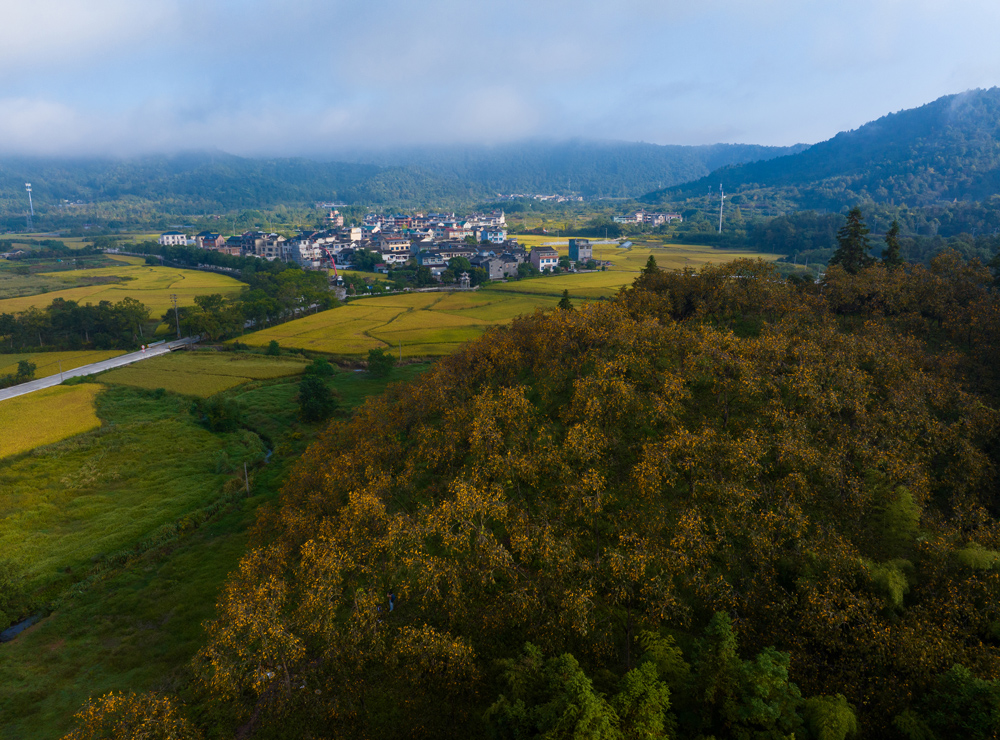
top-left (69, 251), bottom-right (1000, 739)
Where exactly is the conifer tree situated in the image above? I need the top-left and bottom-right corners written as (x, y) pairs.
top-left (883, 220), bottom-right (904, 268)
top-left (643, 255), bottom-right (660, 275)
top-left (829, 207), bottom-right (874, 274)
top-left (558, 289), bottom-right (574, 311)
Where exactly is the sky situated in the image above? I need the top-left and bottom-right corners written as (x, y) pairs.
top-left (0, 0), bottom-right (998, 157)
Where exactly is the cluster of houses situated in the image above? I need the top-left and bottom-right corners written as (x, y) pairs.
top-left (612, 210), bottom-right (683, 226)
top-left (158, 210), bottom-right (599, 281)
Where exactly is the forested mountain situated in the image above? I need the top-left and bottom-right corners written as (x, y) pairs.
top-left (643, 88), bottom-right (1000, 209)
top-left (0, 140), bottom-right (804, 219)
top-left (336, 140), bottom-right (807, 198)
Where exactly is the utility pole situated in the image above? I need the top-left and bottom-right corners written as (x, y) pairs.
top-left (718, 184), bottom-right (725, 233)
top-left (25, 183), bottom-right (34, 231)
top-left (170, 293), bottom-right (181, 340)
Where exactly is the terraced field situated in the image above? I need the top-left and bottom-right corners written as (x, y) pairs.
top-left (237, 290), bottom-right (559, 357)
top-left (0, 350), bottom-right (125, 380)
top-left (99, 351), bottom-right (310, 396)
top-left (0, 384), bottom-right (102, 459)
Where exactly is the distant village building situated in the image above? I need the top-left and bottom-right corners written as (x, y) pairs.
top-left (530, 245), bottom-right (559, 272)
top-left (195, 231), bottom-right (226, 249)
top-left (568, 238), bottom-right (592, 263)
top-left (613, 210), bottom-right (683, 226)
top-left (459, 271), bottom-right (471, 289)
top-left (326, 209), bottom-right (344, 227)
top-left (158, 231), bottom-right (189, 246)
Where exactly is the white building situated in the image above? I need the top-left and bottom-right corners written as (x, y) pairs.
top-left (158, 231), bottom-right (189, 246)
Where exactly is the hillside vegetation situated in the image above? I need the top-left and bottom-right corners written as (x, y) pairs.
top-left (63, 252), bottom-right (1000, 739)
top-left (645, 87), bottom-right (1000, 209)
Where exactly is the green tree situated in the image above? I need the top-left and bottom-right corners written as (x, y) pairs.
top-left (15, 360), bottom-right (36, 381)
top-left (265, 340), bottom-right (280, 356)
top-left (558, 289), bottom-right (574, 311)
top-left (487, 645), bottom-right (623, 740)
top-left (882, 220), bottom-right (904, 268)
top-left (643, 255), bottom-right (660, 275)
top-left (367, 347), bottom-right (397, 378)
top-left (895, 665), bottom-right (1000, 740)
top-left (298, 375), bottom-right (338, 422)
top-left (829, 207), bottom-right (874, 274)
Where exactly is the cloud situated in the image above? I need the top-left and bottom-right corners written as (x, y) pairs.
top-left (0, 0), bottom-right (998, 155)
top-left (0, 0), bottom-right (176, 75)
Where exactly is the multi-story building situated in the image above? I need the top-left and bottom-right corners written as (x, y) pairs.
top-left (568, 238), bottom-right (592, 263)
top-left (158, 231), bottom-right (189, 246)
top-left (530, 246), bottom-right (559, 272)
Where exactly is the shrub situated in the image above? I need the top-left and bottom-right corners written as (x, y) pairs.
top-left (190, 397), bottom-right (245, 433)
top-left (305, 358), bottom-right (336, 377)
top-left (367, 348), bottom-right (397, 378)
top-left (265, 340), bottom-right (281, 356)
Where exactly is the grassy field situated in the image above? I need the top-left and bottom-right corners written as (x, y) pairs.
top-left (0, 262), bottom-right (244, 318)
top-left (235, 290), bottom-right (559, 357)
top-left (99, 351), bottom-right (310, 397)
top-left (0, 350), bottom-right (125, 380)
top-left (0, 363), bottom-right (431, 740)
top-left (0, 385), bottom-right (103, 460)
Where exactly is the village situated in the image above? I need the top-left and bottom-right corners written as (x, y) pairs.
top-left (156, 209), bottom-right (622, 285)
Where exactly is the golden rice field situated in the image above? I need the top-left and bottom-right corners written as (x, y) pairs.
top-left (0, 384), bottom-right (102, 459)
top-left (99, 351), bottom-right (310, 397)
top-left (0, 350), bottom-right (125, 380)
top-left (237, 290), bottom-right (560, 357)
top-left (0, 262), bottom-right (244, 318)
top-left (236, 241), bottom-right (778, 357)
top-left (488, 238), bottom-right (782, 299)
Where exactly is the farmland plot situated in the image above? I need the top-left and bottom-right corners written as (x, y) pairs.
top-left (99, 351), bottom-right (310, 396)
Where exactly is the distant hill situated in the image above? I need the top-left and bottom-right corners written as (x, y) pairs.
top-left (0, 140), bottom-right (805, 218)
top-left (642, 88), bottom-right (1000, 209)
top-left (335, 140), bottom-right (808, 198)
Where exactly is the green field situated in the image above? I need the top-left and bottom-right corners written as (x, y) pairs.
top-left (237, 290), bottom-right (559, 356)
top-left (0, 385), bottom-right (103, 460)
top-left (99, 351), bottom-right (310, 397)
top-left (0, 363), bottom-right (431, 740)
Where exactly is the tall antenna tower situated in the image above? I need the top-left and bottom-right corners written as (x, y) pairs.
top-left (717, 184), bottom-right (725, 233)
top-left (25, 183), bottom-right (34, 231)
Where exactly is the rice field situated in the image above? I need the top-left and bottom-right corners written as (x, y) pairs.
top-left (99, 351), bottom-right (310, 396)
top-left (486, 237), bottom-right (783, 299)
top-left (0, 384), bottom-right (102, 459)
top-left (237, 290), bottom-right (559, 356)
top-left (0, 350), bottom-right (125, 380)
top-left (0, 263), bottom-right (244, 317)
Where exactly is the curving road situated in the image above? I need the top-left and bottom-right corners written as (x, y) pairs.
top-left (0, 337), bottom-right (200, 402)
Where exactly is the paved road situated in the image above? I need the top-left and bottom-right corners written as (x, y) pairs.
top-left (0, 337), bottom-right (200, 402)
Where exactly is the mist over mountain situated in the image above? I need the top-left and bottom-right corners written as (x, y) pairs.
top-left (332, 140), bottom-right (808, 198)
top-left (642, 88), bottom-right (1000, 209)
top-left (0, 140), bottom-right (806, 217)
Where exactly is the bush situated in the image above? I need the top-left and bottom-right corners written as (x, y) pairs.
top-left (190, 397), bottom-right (245, 433)
top-left (265, 340), bottom-right (281, 356)
top-left (367, 348), bottom-right (397, 378)
top-left (305, 358), bottom-right (336, 377)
